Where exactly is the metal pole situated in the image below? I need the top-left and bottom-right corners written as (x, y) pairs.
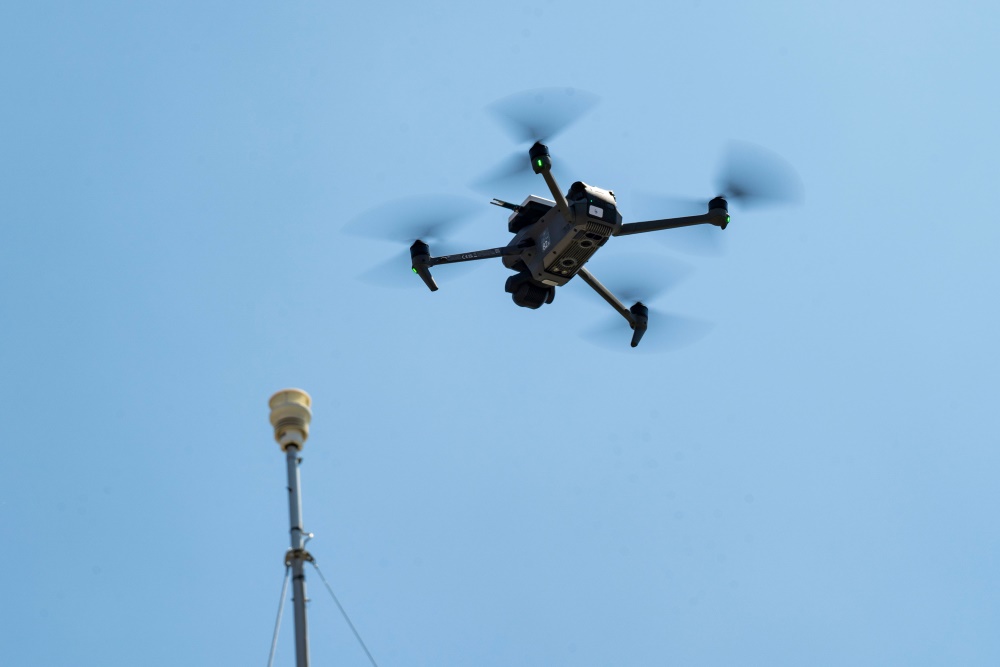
top-left (270, 389), bottom-right (314, 667)
top-left (286, 445), bottom-right (311, 667)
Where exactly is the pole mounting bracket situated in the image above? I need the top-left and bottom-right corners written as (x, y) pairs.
top-left (284, 548), bottom-right (315, 566)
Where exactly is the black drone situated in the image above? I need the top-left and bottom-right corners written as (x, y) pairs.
top-left (353, 89), bottom-right (800, 348)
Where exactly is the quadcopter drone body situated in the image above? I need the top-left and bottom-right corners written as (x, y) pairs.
top-left (345, 89), bottom-right (799, 347)
top-left (410, 141), bottom-right (730, 347)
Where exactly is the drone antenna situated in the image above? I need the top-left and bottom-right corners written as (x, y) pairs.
top-left (490, 198), bottom-right (522, 212)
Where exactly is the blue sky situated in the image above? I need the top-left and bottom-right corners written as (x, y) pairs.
top-left (2, 1), bottom-right (999, 665)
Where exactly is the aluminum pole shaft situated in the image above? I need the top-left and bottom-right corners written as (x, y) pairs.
top-left (286, 445), bottom-right (310, 667)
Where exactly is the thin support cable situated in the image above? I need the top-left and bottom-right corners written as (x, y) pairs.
top-left (310, 561), bottom-right (381, 667)
top-left (267, 565), bottom-right (292, 667)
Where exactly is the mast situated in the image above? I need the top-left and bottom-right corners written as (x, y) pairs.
top-left (269, 389), bottom-right (314, 667)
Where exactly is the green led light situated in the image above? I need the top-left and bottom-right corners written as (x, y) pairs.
top-left (536, 159), bottom-right (543, 167)
top-left (726, 215), bottom-right (731, 223)
top-left (412, 267), bottom-right (418, 274)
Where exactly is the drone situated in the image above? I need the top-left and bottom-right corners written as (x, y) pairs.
top-left (352, 89), bottom-right (800, 348)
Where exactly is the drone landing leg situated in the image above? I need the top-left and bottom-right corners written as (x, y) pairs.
top-left (577, 267), bottom-right (648, 347)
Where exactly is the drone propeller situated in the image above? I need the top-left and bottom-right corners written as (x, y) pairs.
top-left (651, 142), bottom-right (802, 213)
top-left (489, 87), bottom-right (600, 144)
top-left (474, 152), bottom-right (536, 192)
top-left (574, 253), bottom-right (711, 351)
top-left (344, 195), bottom-right (482, 287)
top-left (343, 195), bottom-right (480, 244)
top-left (630, 142), bottom-right (802, 255)
top-left (582, 252), bottom-right (692, 304)
top-left (715, 141), bottom-right (802, 209)
top-left (474, 87), bottom-right (599, 192)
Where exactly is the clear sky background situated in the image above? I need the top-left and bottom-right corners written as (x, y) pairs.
top-left (2, 1), bottom-right (998, 665)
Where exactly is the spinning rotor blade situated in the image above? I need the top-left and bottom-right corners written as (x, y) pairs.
top-left (636, 143), bottom-right (802, 214)
top-left (574, 252), bottom-right (709, 351)
top-left (471, 152), bottom-right (539, 193)
top-left (580, 252), bottom-right (693, 304)
top-left (345, 195), bottom-right (484, 289)
top-left (715, 141), bottom-right (803, 208)
top-left (656, 221), bottom-right (725, 256)
top-left (343, 195), bottom-right (480, 244)
top-left (475, 87), bottom-right (598, 192)
top-left (582, 310), bottom-right (712, 352)
top-left (358, 249), bottom-right (423, 288)
top-left (625, 142), bottom-right (801, 254)
top-left (488, 87), bottom-right (600, 144)
top-left (357, 246), bottom-right (479, 288)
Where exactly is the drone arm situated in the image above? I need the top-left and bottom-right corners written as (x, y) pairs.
top-left (577, 268), bottom-right (648, 347)
top-left (540, 169), bottom-right (573, 221)
top-left (578, 267), bottom-right (635, 325)
top-left (530, 142), bottom-right (574, 222)
top-left (614, 209), bottom-right (729, 236)
top-left (424, 244), bottom-right (523, 267)
top-left (411, 241), bottom-right (525, 292)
